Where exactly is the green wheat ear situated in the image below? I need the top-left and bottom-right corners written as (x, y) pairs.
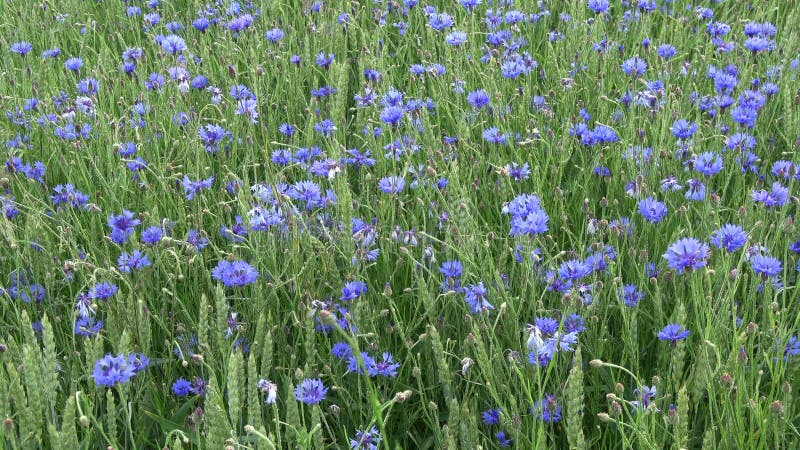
top-left (246, 352), bottom-right (263, 431)
top-left (227, 348), bottom-right (244, 430)
top-left (57, 394), bottom-right (79, 450)
top-left (204, 373), bottom-right (232, 449)
top-left (105, 388), bottom-right (118, 446)
top-left (566, 347), bottom-right (586, 450)
top-left (673, 385), bottom-right (690, 450)
top-left (427, 324), bottom-right (452, 402)
top-left (40, 315), bottom-right (59, 415)
top-left (283, 377), bottom-right (301, 445)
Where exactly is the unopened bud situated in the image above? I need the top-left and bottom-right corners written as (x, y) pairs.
top-left (79, 415), bottom-right (90, 428)
top-left (720, 372), bottom-right (734, 388)
top-left (597, 412), bottom-right (612, 422)
top-left (589, 359), bottom-right (604, 368)
top-left (394, 390), bottom-right (413, 403)
top-left (244, 425), bottom-right (255, 434)
top-left (328, 405), bottom-right (341, 416)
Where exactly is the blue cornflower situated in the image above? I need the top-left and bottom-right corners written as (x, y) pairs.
top-left (684, 179), bottom-right (706, 201)
top-left (141, 226), bottom-right (164, 245)
top-left (332, 342), bottom-right (353, 360)
top-left (51, 184), bottom-right (90, 210)
top-left (631, 385), bottom-right (658, 412)
top-left (445, 30), bottom-right (468, 46)
top-left (295, 378), bottom-right (328, 404)
top-left (88, 282), bottom-right (118, 300)
top-left (558, 259), bottom-right (590, 281)
top-left (621, 56), bottom-right (647, 77)
top-left (439, 260), bottom-right (463, 278)
top-left (265, 28), bottom-right (284, 42)
top-left (751, 254), bottom-right (782, 278)
top-left (198, 124), bottom-right (231, 153)
top-left (160, 34), bottom-right (186, 54)
top-left (564, 314), bottom-right (586, 333)
top-left (11, 41), bottom-right (33, 56)
top-left (619, 284), bottom-right (645, 307)
top-left (694, 152), bottom-right (723, 176)
top-left (532, 394), bottom-right (562, 423)
top-left (172, 378), bottom-right (193, 396)
top-left (182, 175), bottom-right (214, 200)
top-left (482, 408), bottom-right (502, 425)
top-left (93, 354), bottom-right (136, 387)
top-left (379, 106), bottom-right (404, 126)
top-left (505, 162), bottom-right (531, 181)
top-left (663, 237), bottom-right (710, 274)
top-left (341, 281), bottom-right (367, 301)
top-left (495, 431), bottom-right (512, 447)
top-left (464, 282), bottom-right (494, 313)
top-left (781, 336), bottom-right (800, 362)
top-left (108, 210), bottom-right (140, 244)
top-left (347, 352), bottom-right (376, 374)
top-left (429, 12), bottom-right (454, 31)
top-left (220, 216), bottom-right (248, 242)
top-left (211, 260), bottom-right (259, 287)
top-left (74, 316), bottom-right (103, 337)
top-left (350, 426), bottom-right (382, 450)
top-left (482, 127), bottom-right (508, 144)
top-left (117, 250), bottom-right (152, 273)
top-left (314, 119), bottom-right (336, 137)
top-left (709, 224), bottom-right (747, 252)
top-left (751, 182), bottom-right (788, 207)
top-left (671, 119), bottom-right (697, 139)
top-left (378, 176), bottom-right (406, 194)
top-left (367, 352), bottom-right (400, 378)
top-left (657, 44), bottom-right (676, 59)
top-left (587, 0), bottom-right (610, 14)
top-left (65, 57), bottom-right (83, 71)
top-left (657, 323), bottom-right (690, 345)
top-left (315, 52), bottom-right (334, 69)
top-left (637, 197), bottom-right (668, 223)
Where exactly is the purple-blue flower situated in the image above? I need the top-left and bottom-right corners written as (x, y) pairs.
top-left (378, 176), bottom-right (406, 194)
top-left (295, 378), bottom-right (328, 404)
top-left (662, 237), bottom-right (711, 274)
top-left (211, 260), bottom-right (259, 287)
top-left (709, 224), bottom-right (747, 252)
top-left (657, 323), bottom-right (690, 345)
top-left (750, 254), bottom-right (782, 278)
top-left (637, 197), bottom-right (668, 223)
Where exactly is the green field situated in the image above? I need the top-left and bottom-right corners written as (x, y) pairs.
top-left (1, 0), bottom-right (799, 448)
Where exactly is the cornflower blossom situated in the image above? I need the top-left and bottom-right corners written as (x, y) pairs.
top-left (93, 353), bottom-right (148, 387)
top-left (211, 260), bottom-right (259, 287)
top-left (662, 237), bottom-right (711, 274)
top-left (257, 379), bottom-right (278, 404)
top-left (709, 224), bottom-right (748, 252)
top-left (181, 175), bottom-right (214, 200)
top-left (503, 192), bottom-right (549, 236)
top-left (295, 378), bottom-right (328, 404)
top-left (464, 282), bottom-right (494, 313)
top-left (532, 394), bottom-right (562, 423)
top-left (108, 210), bottom-right (140, 244)
top-left (657, 323), bottom-right (690, 345)
top-left (350, 427), bottom-right (382, 450)
top-left (750, 254), bottom-right (782, 278)
top-left (637, 197), bottom-right (668, 223)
